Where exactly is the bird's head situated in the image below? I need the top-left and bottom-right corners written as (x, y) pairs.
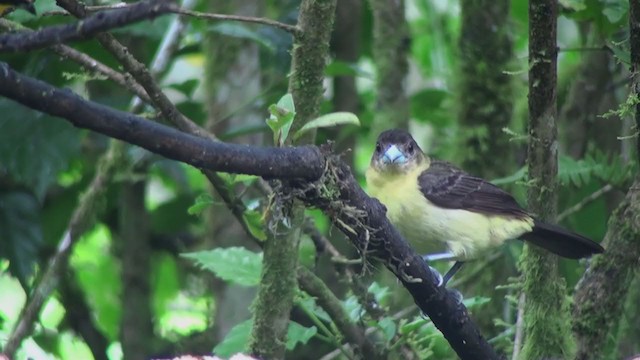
top-left (369, 129), bottom-right (427, 174)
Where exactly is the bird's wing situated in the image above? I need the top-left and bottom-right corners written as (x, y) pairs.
top-left (418, 161), bottom-right (530, 218)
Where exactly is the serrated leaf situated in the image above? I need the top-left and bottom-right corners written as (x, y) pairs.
top-left (293, 112), bottom-right (360, 140)
top-left (286, 322), bottom-right (317, 350)
top-left (182, 247), bottom-right (262, 286)
top-left (213, 319), bottom-right (252, 357)
top-left (0, 191), bottom-right (43, 287)
top-left (187, 193), bottom-right (215, 215)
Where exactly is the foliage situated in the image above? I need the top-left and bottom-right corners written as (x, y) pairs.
top-left (0, 0), bottom-right (636, 358)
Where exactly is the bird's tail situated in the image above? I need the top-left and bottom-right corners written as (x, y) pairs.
top-left (521, 220), bottom-right (604, 259)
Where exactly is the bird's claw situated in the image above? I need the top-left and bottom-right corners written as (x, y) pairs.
top-left (428, 266), bottom-right (444, 287)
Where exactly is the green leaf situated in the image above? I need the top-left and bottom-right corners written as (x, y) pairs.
top-left (167, 79), bottom-right (200, 98)
top-left (462, 296), bottom-right (491, 309)
top-left (324, 61), bottom-right (371, 78)
top-left (182, 247), bottom-right (262, 286)
top-left (0, 100), bottom-right (81, 200)
top-left (293, 112), bottom-right (360, 140)
top-left (187, 193), bottom-right (215, 215)
top-left (266, 94), bottom-right (296, 146)
top-left (491, 166), bottom-right (527, 185)
top-left (242, 209), bottom-right (267, 241)
top-left (0, 191), bottom-right (43, 287)
top-left (213, 320), bottom-right (316, 356)
top-left (213, 319), bottom-right (252, 357)
top-left (378, 317), bottom-right (397, 342)
top-left (368, 282), bottom-right (391, 305)
top-left (286, 322), bottom-right (317, 350)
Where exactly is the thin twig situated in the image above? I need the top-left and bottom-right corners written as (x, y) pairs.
top-left (43, 4), bottom-right (300, 35)
top-left (173, 8), bottom-right (300, 35)
top-left (557, 184), bottom-right (614, 222)
top-left (0, 19), bottom-right (151, 104)
top-left (0, 0), bottom-right (177, 52)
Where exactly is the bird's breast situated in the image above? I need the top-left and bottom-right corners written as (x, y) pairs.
top-left (366, 167), bottom-right (534, 259)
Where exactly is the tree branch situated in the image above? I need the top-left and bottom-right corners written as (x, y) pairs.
top-left (0, 62), bottom-right (324, 180)
top-left (0, 18), bottom-right (152, 104)
top-left (0, 63), bottom-right (500, 359)
top-left (0, 0), bottom-right (176, 52)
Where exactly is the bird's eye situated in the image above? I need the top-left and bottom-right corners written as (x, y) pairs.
top-left (375, 143), bottom-right (382, 153)
top-left (407, 143), bottom-right (414, 154)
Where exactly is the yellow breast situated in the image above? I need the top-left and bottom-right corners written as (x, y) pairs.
top-left (365, 165), bottom-right (534, 260)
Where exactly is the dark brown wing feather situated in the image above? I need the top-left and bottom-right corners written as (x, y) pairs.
top-left (418, 161), bottom-right (529, 218)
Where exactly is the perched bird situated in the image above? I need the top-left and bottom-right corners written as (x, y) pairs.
top-left (0, 0), bottom-right (36, 16)
top-left (366, 129), bottom-right (604, 285)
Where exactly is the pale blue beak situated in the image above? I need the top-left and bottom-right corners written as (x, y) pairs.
top-left (382, 145), bottom-right (407, 164)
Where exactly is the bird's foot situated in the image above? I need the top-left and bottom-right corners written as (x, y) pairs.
top-left (422, 252), bottom-right (456, 262)
top-left (428, 266), bottom-right (444, 287)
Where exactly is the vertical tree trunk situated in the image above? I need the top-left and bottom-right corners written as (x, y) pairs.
top-left (571, 3), bottom-right (640, 358)
top-left (119, 179), bottom-right (153, 360)
top-left (520, 1), bottom-right (574, 359)
top-left (368, 0), bottom-right (409, 133)
top-left (249, 1), bottom-right (337, 358)
top-left (458, 0), bottom-right (514, 179)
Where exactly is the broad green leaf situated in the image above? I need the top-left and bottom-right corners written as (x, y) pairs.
top-left (70, 225), bottom-right (121, 340)
top-left (286, 322), bottom-right (317, 350)
top-left (0, 100), bottom-right (81, 200)
top-left (343, 295), bottom-right (364, 322)
top-left (167, 79), bottom-right (200, 98)
top-left (182, 247), bottom-right (262, 286)
top-left (378, 317), bottom-right (397, 342)
top-left (213, 319), bottom-right (252, 357)
top-left (242, 209), bottom-right (267, 241)
top-left (266, 94), bottom-right (296, 146)
top-left (0, 191), bottom-right (43, 287)
top-left (187, 193), bottom-right (215, 215)
top-left (293, 112), bottom-right (360, 140)
top-left (213, 320), bottom-right (316, 356)
top-left (368, 282), bottom-right (391, 305)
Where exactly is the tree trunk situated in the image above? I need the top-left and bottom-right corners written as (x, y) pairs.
top-left (520, 1), bottom-right (574, 358)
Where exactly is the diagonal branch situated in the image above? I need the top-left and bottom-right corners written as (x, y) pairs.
top-left (0, 0), bottom-right (176, 52)
top-left (0, 62), bottom-right (324, 180)
top-left (0, 63), bottom-right (500, 359)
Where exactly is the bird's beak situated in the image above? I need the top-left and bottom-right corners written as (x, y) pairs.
top-left (382, 145), bottom-right (407, 165)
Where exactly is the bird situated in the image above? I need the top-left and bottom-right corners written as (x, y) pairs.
top-left (365, 129), bottom-right (604, 286)
top-left (0, 0), bottom-right (36, 16)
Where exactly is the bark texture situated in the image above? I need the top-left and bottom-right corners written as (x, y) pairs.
top-left (248, 1), bottom-right (336, 359)
top-left (572, 176), bottom-right (640, 360)
top-left (520, 1), bottom-right (574, 359)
